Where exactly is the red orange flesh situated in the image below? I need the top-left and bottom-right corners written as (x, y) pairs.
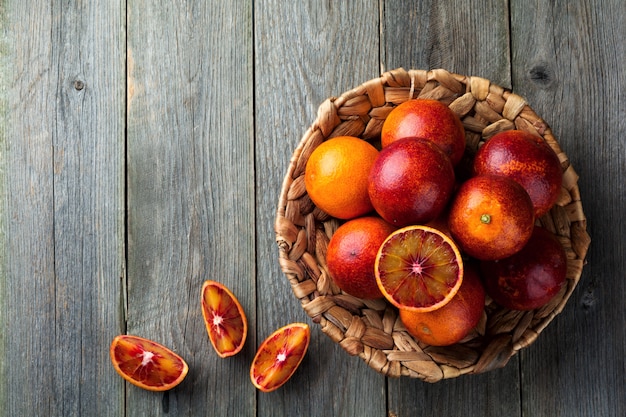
top-left (110, 335), bottom-right (188, 391)
top-left (201, 280), bottom-right (248, 358)
top-left (375, 225), bottom-right (464, 312)
top-left (250, 323), bottom-right (310, 392)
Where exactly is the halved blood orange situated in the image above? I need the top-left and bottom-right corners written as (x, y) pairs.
top-left (250, 323), bottom-right (310, 392)
top-left (375, 225), bottom-right (464, 312)
top-left (201, 280), bottom-right (248, 358)
top-left (109, 335), bottom-right (189, 391)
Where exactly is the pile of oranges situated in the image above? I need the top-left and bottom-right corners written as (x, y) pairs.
top-left (306, 98), bottom-right (568, 347)
top-left (108, 98), bottom-right (570, 393)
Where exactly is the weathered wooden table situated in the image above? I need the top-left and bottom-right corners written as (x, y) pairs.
top-left (1, 1), bottom-right (624, 416)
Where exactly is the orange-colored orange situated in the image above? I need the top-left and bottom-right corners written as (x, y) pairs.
top-left (399, 265), bottom-right (485, 346)
top-left (201, 280), bottom-right (248, 358)
top-left (250, 323), bottom-right (310, 392)
top-left (375, 225), bottom-right (464, 312)
top-left (448, 175), bottom-right (535, 260)
top-left (326, 216), bottom-right (396, 299)
top-left (305, 136), bottom-right (379, 219)
top-left (110, 335), bottom-right (189, 391)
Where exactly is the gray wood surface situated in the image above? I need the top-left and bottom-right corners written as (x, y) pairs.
top-left (0, 1), bottom-right (126, 415)
top-left (126, 1), bottom-right (255, 415)
top-left (511, 1), bottom-right (626, 416)
top-left (1, 1), bottom-right (623, 416)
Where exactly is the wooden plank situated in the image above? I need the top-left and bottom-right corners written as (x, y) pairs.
top-left (510, 1), bottom-right (625, 416)
top-left (382, 1), bottom-right (522, 416)
top-left (126, 0), bottom-right (255, 415)
top-left (254, 1), bottom-right (386, 415)
top-left (382, 0), bottom-right (512, 88)
top-left (0, 1), bottom-right (125, 415)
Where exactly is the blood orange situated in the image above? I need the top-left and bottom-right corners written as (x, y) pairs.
top-left (109, 335), bottom-right (189, 391)
top-left (480, 226), bottom-right (567, 310)
top-left (399, 265), bottom-right (485, 346)
top-left (448, 174), bottom-right (535, 260)
top-left (381, 99), bottom-right (466, 165)
top-left (375, 225), bottom-right (464, 312)
top-left (250, 323), bottom-right (310, 392)
top-left (368, 137), bottom-right (456, 227)
top-left (201, 280), bottom-right (248, 358)
top-left (473, 129), bottom-right (563, 217)
top-left (326, 216), bottom-right (396, 299)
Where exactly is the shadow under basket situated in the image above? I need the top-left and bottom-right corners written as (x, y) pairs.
top-left (274, 68), bottom-right (591, 382)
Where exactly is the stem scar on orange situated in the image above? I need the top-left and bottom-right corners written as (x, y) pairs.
top-left (109, 335), bottom-right (189, 392)
top-left (448, 174), bottom-right (535, 261)
top-left (250, 323), bottom-right (310, 392)
top-left (375, 225), bottom-right (464, 312)
top-left (201, 280), bottom-right (248, 358)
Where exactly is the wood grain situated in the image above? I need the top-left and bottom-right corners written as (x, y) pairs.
top-left (254, 1), bottom-right (385, 416)
top-left (126, 0), bottom-right (255, 415)
top-left (382, 0), bottom-right (512, 88)
top-left (0, 0), bottom-right (125, 415)
top-left (0, 0), bottom-right (622, 416)
top-left (511, 1), bottom-right (625, 416)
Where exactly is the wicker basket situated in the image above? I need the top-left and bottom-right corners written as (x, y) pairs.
top-left (274, 68), bottom-right (591, 382)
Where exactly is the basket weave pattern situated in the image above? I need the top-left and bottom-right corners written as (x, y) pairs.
top-left (275, 68), bottom-right (590, 382)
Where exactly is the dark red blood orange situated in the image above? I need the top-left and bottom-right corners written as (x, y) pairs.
top-left (368, 138), bottom-right (455, 227)
top-left (480, 226), bottom-right (568, 310)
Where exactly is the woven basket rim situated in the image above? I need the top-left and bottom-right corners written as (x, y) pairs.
top-left (274, 67), bottom-right (591, 382)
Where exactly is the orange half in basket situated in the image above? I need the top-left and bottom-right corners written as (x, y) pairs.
top-left (375, 225), bottom-right (464, 312)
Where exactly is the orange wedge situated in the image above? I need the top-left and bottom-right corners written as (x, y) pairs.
top-left (109, 335), bottom-right (188, 391)
top-left (250, 323), bottom-right (310, 392)
top-left (201, 280), bottom-right (248, 358)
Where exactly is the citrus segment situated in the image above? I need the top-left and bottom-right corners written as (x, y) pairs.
top-left (375, 225), bottom-right (463, 312)
top-left (250, 323), bottom-right (310, 392)
top-left (201, 280), bottom-right (248, 358)
top-left (109, 335), bottom-right (188, 391)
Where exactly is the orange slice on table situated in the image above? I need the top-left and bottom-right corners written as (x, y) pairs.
top-left (201, 280), bottom-right (248, 358)
top-left (109, 335), bottom-right (188, 391)
top-left (375, 225), bottom-right (464, 312)
top-left (250, 322), bottom-right (310, 392)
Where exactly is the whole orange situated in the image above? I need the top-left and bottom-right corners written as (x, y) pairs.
top-left (305, 136), bottom-right (379, 219)
top-left (381, 99), bottom-right (466, 166)
top-left (480, 226), bottom-right (567, 311)
top-left (473, 130), bottom-right (563, 216)
top-left (399, 265), bottom-right (485, 346)
top-left (448, 175), bottom-right (535, 260)
top-left (368, 138), bottom-right (455, 227)
top-left (326, 216), bottom-right (396, 299)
